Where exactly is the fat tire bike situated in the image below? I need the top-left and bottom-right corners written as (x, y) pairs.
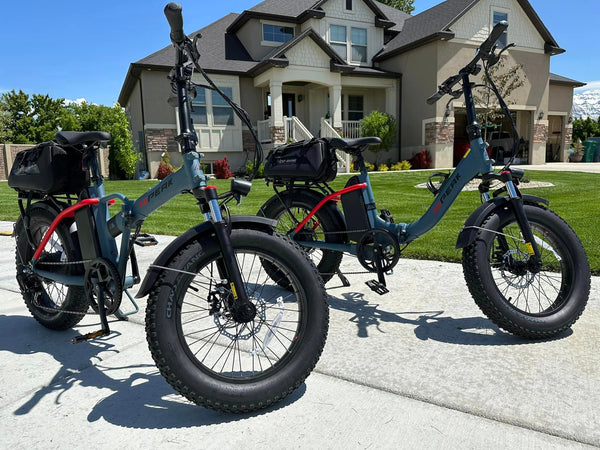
top-left (11, 2), bottom-right (328, 413)
top-left (259, 21), bottom-right (590, 340)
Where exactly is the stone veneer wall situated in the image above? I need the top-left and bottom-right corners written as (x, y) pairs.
top-left (533, 123), bottom-right (548, 144)
top-left (242, 129), bottom-right (256, 152)
top-left (271, 126), bottom-right (285, 144)
top-left (424, 121), bottom-right (455, 145)
top-left (145, 128), bottom-right (179, 153)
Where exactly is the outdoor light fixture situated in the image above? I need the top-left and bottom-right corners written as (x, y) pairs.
top-left (298, 95), bottom-right (304, 102)
top-left (538, 111), bottom-right (544, 120)
top-left (568, 114), bottom-right (573, 124)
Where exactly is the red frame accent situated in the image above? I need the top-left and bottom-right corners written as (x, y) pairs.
top-left (32, 199), bottom-right (99, 261)
top-left (293, 183), bottom-right (367, 233)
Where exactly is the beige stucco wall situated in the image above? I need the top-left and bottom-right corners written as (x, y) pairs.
top-left (549, 83), bottom-right (575, 113)
top-left (237, 19), bottom-right (300, 61)
top-left (377, 41), bottom-right (438, 161)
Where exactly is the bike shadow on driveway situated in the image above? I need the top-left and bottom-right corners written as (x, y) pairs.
top-left (0, 314), bottom-right (306, 428)
top-left (327, 292), bottom-right (572, 345)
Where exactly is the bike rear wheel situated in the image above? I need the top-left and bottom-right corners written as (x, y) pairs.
top-left (259, 189), bottom-right (345, 284)
top-left (146, 228), bottom-right (329, 412)
top-left (15, 204), bottom-right (88, 330)
top-left (462, 203), bottom-right (590, 338)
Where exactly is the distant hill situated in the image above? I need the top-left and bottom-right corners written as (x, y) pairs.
top-left (573, 90), bottom-right (600, 119)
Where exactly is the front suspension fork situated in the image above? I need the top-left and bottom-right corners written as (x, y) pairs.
top-left (198, 187), bottom-right (256, 323)
top-left (504, 176), bottom-right (542, 271)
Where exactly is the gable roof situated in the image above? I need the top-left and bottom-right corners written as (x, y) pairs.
top-left (374, 0), bottom-right (564, 61)
top-left (549, 73), bottom-right (585, 88)
top-left (226, 0), bottom-right (398, 33)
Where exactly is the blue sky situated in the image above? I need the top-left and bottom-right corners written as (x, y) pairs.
top-left (0, 0), bottom-right (597, 106)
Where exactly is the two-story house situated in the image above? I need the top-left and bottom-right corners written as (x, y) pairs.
top-left (118, 0), bottom-right (583, 175)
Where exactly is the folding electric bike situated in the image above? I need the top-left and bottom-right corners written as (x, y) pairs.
top-left (10, 3), bottom-right (328, 413)
top-left (260, 21), bottom-right (590, 339)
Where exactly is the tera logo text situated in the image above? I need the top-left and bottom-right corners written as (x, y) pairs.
top-left (433, 173), bottom-right (461, 214)
top-left (139, 178), bottom-right (173, 207)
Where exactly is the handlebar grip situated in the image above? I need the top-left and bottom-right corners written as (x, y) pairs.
top-left (426, 91), bottom-right (443, 105)
top-left (164, 2), bottom-right (185, 45)
top-left (480, 20), bottom-right (508, 55)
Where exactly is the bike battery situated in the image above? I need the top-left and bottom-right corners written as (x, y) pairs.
top-left (74, 205), bottom-right (101, 266)
top-left (341, 176), bottom-right (370, 242)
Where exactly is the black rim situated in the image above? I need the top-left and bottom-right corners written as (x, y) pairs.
top-left (175, 246), bottom-right (307, 382)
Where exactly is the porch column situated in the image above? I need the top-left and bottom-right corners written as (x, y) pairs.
top-left (270, 81), bottom-right (283, 127)
top-left (329, 85), bottom-right (342, 129)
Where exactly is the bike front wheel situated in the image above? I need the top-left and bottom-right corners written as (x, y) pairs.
top-left (462, 203), bottom-right (590, 338)
top-left (146, 228), bottom-right (329, 412)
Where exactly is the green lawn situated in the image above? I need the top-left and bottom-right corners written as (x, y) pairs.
top-left (1, 169), bottom-right (598, 273)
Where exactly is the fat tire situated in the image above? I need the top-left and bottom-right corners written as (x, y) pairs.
top-left (145, 229), bottom-right (329, 412)
top-left (462, 203), bottom-right (590, 339)
top-left (14, 205), bottom-right (88, 330)
top-left (259, 190), bottom-right (345, 284)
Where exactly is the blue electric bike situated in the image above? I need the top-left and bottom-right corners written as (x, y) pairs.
top-left (260, 21), bottom-right (591, 339)
top-left (10, 3), bottom-right (328, 413)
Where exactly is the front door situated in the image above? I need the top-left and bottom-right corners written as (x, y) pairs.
top-left (283, 93), bottom-right (296, 117)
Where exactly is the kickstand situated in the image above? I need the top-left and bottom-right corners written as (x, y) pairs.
top-left (337, 270), bottom-right (351, 287)
top-left (73, 282), bottom-right (111, 344)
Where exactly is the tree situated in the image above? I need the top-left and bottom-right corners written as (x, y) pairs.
top-left (1, 90), bottom-right (34, 143)
top-left (572, 116), bottom-right (600, 142)
top-left (0, 100), bottom-right (9, 142)
top-left (375, 0), bottom-right (415, 13)
top-left (472, 56), bottom-right (526, 141)
top-left (360, 111), bottom-right (397, 167)
top-left (67, 102), bottom-right (139, 178)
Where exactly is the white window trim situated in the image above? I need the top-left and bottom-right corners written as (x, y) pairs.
top-left (261, 20), bottom-right (295, 46)
top-left (328, 23), bottom-right (368, 66)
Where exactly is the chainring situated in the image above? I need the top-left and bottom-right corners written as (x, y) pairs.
top-left (356, 229), bottom-right (400, 273)
top-left (85, 258), bottom-right (123, 315)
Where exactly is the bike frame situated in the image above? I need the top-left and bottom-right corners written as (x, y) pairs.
top-left (290, 72), bottom-right (496, 254)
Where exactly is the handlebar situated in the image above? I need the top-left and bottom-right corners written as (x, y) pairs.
top-left (164, 2), bottom-right (185, 45)
top-left (427, 20), bottom-right (509, 104)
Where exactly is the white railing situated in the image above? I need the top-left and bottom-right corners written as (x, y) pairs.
top-left (257, 119), bottom-right (272, 143)
top-left (341, 120), bottom-right (362, 139)
top-left (320, 117), bottom-right (351, 174)
top-left (284, 116), bottom-right (313, 142)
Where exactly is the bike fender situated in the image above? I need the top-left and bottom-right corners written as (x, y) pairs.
top-left (455, 194), bottom-right (549, 249)
top-left (135, 215), bottom-right (277, 298)
top-left (259, 188), bottom-right (347, 231)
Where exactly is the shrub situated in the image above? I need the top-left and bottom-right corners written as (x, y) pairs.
top-left (246, 162), bottom-right (265, 179)
top-left (156, 152), bottom-right (175, 180)
top-left (360, 111), bottom-right (397, 166)
top-left (410, 149), bottom-right (432, 169)
top-left (364, 161), bottom-right (375, 172)
top-left (214, 156), bottom-right (234, 179)
top-left (377, 164), bottom-right (389, 171)
top-left (391, 160), bottom-right (412, 171)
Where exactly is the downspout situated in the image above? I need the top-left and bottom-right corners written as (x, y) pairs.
top-left (134, 72), bottom-right (148, 173)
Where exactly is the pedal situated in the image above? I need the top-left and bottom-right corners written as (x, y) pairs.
top-left (72, 329), bottom-right (110, 344)
top-left (134, 233), bottom-right (158, 247)
top-left (366, 280), bottom-right (389, 295)
top-left (337, 270), bottom-right (351, 287)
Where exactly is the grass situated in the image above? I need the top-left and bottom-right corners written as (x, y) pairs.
top-left (1, 169), bottom-right (598, 273)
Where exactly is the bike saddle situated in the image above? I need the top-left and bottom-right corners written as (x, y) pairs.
top-left (55, 131), bottom-right (111, 146)
top-left (323, 136), bottom-right (381, 152)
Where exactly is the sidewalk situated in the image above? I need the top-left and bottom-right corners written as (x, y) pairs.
top-left (0, 221), bottom-right (598, 448)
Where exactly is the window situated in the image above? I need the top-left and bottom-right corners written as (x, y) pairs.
top-left (329, 25), bottom-right (367, 63)
top-left (346, 0), bottom-right (352, 10)
top-left (330, 25), bottom-right (347, 59)
top-left (351, 28), bottom-right (367, 63)
top-left (190, 87), bottom-right (234, 126)
top-left (191, 89), bottom-right (207, 125)
top-left (347, 95), bottom-right (364, 120)
top-left (212, 87), bottom-right (234, 126)
top-left (263, 24), bottom-right (294, 44)
top-left (493, 11), bottom-right (508, 48)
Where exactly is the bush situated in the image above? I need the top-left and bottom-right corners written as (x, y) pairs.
top-left (410, 149), bottom-right (432, 169)
top-left (214, 156), bottom-right (233, 179)
top-left (364, 161), bottom-right (375, 172)
top-left (156, 152), bottom-right (175, 180)
top-left (377, 164), bottom-right (389, 171)
top-left (246, 162), bottom-right (265, 179)
top-left (391, 160), bottom-right (412, 171)
top-left (360, 111), bottom-right (397, 166)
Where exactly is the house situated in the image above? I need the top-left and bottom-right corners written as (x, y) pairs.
top-left (118, 0), bottom-right (583, 175)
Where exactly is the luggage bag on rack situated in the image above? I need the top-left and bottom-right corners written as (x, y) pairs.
top-left (264, 138), bottom-right (337, 183)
